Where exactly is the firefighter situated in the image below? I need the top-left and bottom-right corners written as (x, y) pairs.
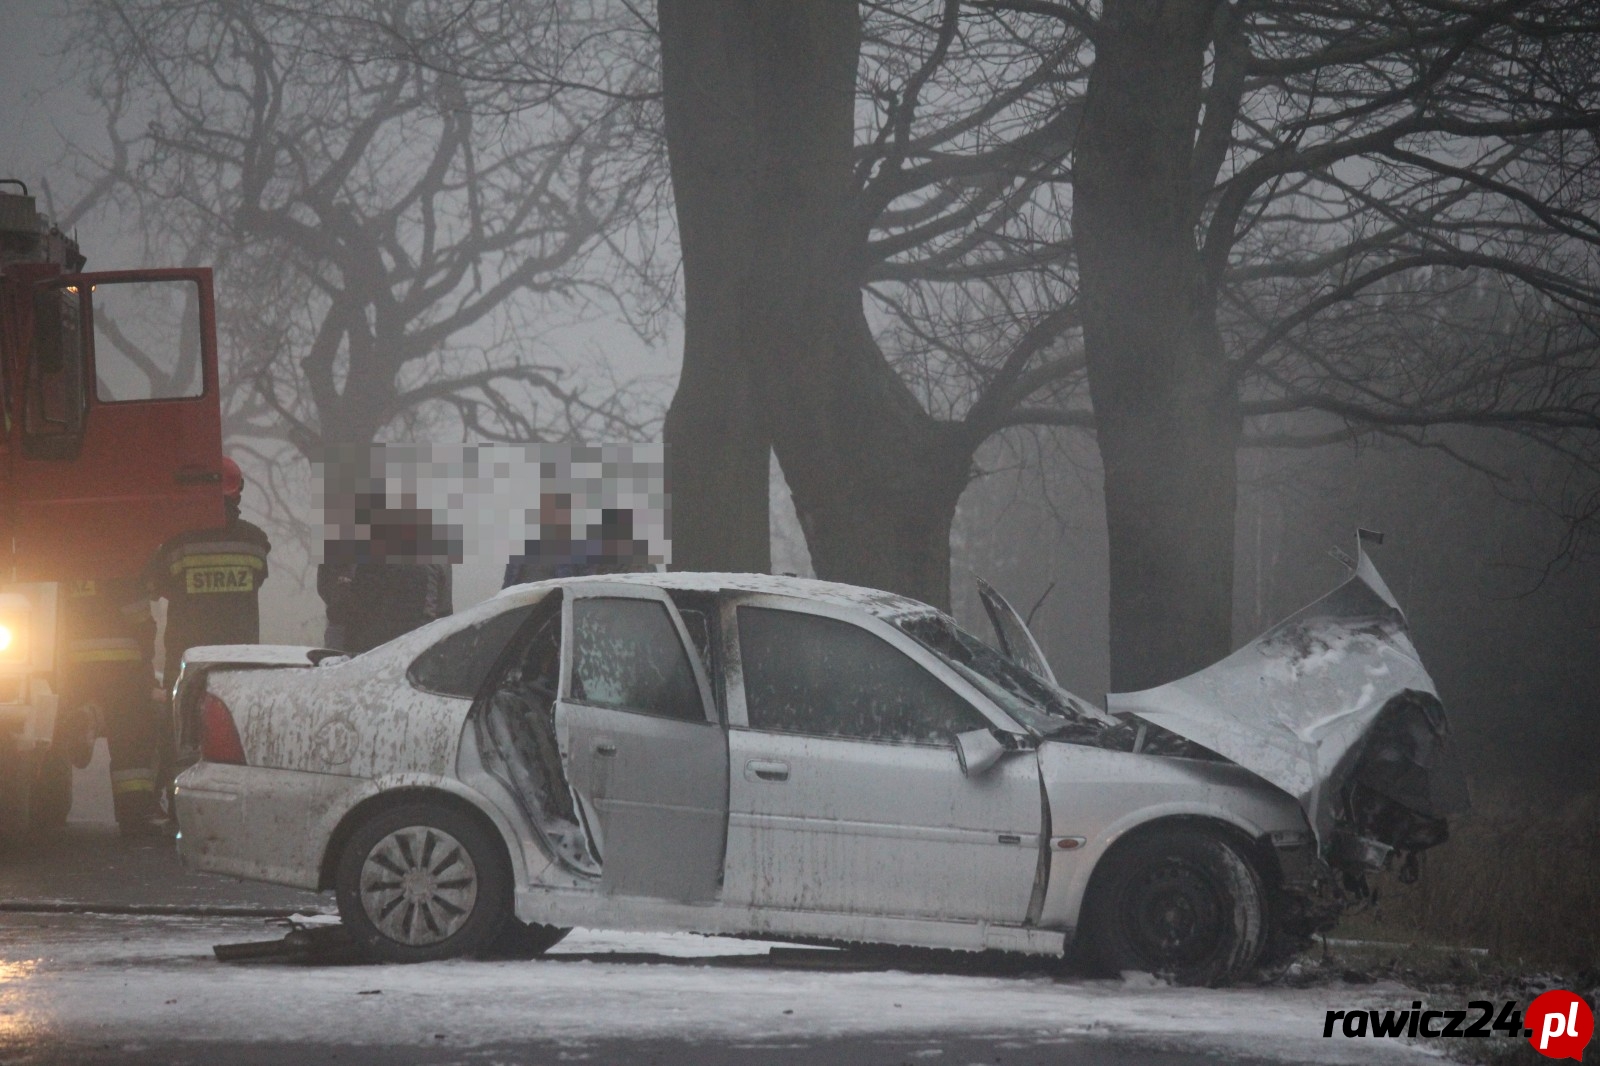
top-left (149, 457), bottom-right (271, 678)
top-left (62, 576), bottom-right (164, 834)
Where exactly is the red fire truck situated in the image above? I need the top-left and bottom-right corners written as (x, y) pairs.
top-left (0, 180), bottom-right (225, 842)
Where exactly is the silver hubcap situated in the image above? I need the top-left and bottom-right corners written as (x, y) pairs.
top-left (359, 826), bottom-right (479, 947)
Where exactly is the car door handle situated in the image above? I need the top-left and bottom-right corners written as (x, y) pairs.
top-left (594, 741), bottom-right (618, 757)
top-left (745, 759), bottom-right (789, 782)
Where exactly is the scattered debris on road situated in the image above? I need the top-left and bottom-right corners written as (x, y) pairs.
top-left (214, 912), bottom-right (358, 964)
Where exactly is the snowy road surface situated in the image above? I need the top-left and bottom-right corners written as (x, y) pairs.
top-left (0, 914), bottom-right (1442, 1065)
top-left (0, 766), bottom-right (1443, 1064)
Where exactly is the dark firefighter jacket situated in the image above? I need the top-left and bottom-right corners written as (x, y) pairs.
top-left (149, 518), bottom-right (271, 672)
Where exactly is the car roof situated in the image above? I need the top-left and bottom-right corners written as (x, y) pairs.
top-left (499, 571), bottom-right (937, 620)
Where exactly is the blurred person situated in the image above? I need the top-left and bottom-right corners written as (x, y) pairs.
top-left (320, 495), bottom-right (456, 654)
top-left (502, 492), bottom-right (580, 587)
top-left (502, 499), bottom-right (652, 588)
top-left (592, 508), bottom-right (653, 574)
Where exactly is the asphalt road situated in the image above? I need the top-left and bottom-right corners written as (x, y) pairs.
top-left (0, 757), bottom-right (1432, 1066)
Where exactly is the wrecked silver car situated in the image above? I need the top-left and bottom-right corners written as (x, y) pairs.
top-left (172, 555), bottom-right (1465, 985)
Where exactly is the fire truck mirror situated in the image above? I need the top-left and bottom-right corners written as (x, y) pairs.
top-left (24, 286), bottom-right (87, 458)
top-left (30, 287), bottom-right (70, 375)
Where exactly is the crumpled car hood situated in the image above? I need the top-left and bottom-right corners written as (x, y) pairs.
top-left (1105, 550), bottom-right (1461, 843)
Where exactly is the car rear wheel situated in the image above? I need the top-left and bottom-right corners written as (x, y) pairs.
top-left (335, 803), bottom-right (511, 963)
top-left (1080, 828), bottom-right (1265, 986)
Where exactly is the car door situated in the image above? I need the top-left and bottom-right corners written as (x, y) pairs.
top-left (554, 584), bottom-right (728, 903)
top-left (722, 596), bottom-right (1041, 923)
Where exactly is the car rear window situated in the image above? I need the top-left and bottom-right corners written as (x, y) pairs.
top-left (408, 605), bottom-right (536, 698)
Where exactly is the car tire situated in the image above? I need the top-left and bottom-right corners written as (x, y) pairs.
top-left (335, 802), bottom-right (512, 963)
top-left (479, 918), bottom-right (570, 960)
top-left (1258, 885), bottom-right (1321, 969)
top-left (1079, 828), bottom-right (1265, 986)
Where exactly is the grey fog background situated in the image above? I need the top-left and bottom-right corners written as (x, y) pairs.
top-left (2, 1), bottom-right (1596, 795)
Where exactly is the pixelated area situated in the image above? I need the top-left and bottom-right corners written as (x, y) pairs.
top-left (310, 443), bottom-right (669, 571)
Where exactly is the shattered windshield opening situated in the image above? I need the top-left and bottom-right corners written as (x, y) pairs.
top-left (894, 613), bottom-right (1108, 741)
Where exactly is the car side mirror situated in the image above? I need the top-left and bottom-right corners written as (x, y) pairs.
top-left (954, 728), bottom-right (1007, 776)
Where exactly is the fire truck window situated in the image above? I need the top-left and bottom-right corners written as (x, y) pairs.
top-left (92, 280), bottom-right (204, 402)
top-left (24, 287), bottom-right (87, 450)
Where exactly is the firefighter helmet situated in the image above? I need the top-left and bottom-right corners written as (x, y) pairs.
top-left (221, 457), bottom-right (244, 498)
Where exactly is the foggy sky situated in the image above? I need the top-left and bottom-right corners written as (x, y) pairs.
top-left (3, 1), bottom-right (1596, 796)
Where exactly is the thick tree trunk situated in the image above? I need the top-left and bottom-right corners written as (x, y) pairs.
top-left (774, 298), bottom-right (973, 609)
top-left (1075, 0), bottom-right (1240, 690)
top-left (657, 0), bottom-right (773, 574)
top-left (660, 373), bottom-right (770, 574)
top-left (658, 0), bottom-right (969, 606)
top-left (738, 3), bottom-right (966, 609)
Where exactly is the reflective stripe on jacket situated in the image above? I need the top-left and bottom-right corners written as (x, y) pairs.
top-left (67, 637), bottom-right (144, 664)
top-left (110, 768), bottom-right (154, 794)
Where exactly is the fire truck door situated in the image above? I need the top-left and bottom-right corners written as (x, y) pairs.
top-left (13, 269), bottom-right (224, 582)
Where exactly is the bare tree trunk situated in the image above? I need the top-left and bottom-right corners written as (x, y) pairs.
top-left (660, 378), bottom-right (770, 573)
top-left (1075, 0), bottom-right (1239, 690)
top-left (741, 2), bottom-right (968, 609)
top-left (658, 0), bottom-right (772, 573)
top-left (658, 0), bottom-right (968, 603)
top-left (774, 297), bottom-right (972, 608)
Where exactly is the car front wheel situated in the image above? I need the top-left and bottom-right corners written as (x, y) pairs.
top-left (1079, 828), bottom-right (1265, 986)
top-left (335, 802), bottom-right (511, 963)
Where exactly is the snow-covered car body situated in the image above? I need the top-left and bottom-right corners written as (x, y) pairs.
top-left (174, 561), bottom-right (1461, 977)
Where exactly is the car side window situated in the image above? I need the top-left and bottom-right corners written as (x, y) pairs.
top-left (737, 606), bottom-right (986, 745)
top-left (571, 597), bottom-right (706, 723)
top-left (408, 605), bottom-right (536, 698)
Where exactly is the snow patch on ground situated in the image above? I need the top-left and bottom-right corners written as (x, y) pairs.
top-left (0, 916), bottom-right (1439, 1063)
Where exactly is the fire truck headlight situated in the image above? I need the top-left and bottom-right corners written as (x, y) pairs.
top-left (0, 600), bottom-right (32, 663)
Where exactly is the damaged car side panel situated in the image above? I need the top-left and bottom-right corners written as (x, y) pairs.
top-left (1032, 742), bottom-right (1309, 934)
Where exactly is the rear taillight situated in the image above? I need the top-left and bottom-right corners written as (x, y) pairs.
top-left (200, 693), bottom-right (248, 765)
